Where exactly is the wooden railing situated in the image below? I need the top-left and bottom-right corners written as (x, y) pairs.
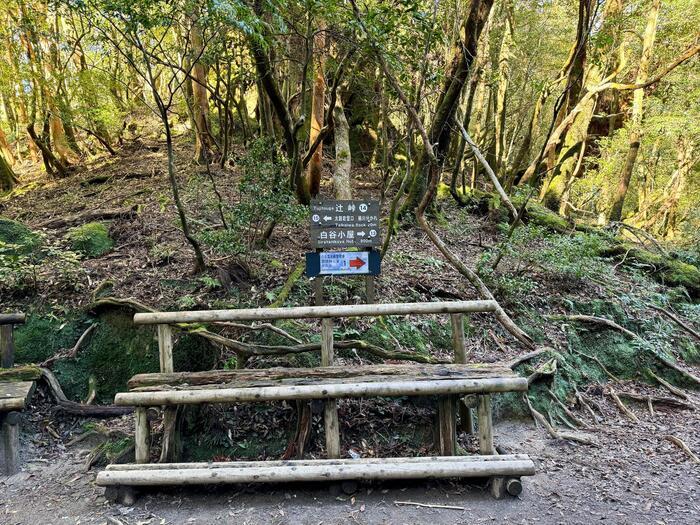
top-left (134, 300), bottom-right (496, 457)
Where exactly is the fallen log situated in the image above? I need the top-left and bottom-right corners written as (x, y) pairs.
top-left (36, 206), bottom-right (137, 229)
top-left (80, 171), bottom-right (156, 186)
top-left (0, 365), bottom-right (42, 382)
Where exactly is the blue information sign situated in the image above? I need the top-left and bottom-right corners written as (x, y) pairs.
top-left (306, 250), bottom-right (380, 277)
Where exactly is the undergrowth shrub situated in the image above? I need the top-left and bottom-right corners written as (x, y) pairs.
top-left (200, 138), bottom-right (305, 259)
top-left (1, 229), bottom-right (84, 297)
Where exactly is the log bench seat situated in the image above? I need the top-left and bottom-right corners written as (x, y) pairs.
top-left (117, 364), bottom-right (528, 406)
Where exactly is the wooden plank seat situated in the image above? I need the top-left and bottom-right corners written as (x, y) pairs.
top-left (117, 364), bottom-right (528, 406)
top-left (0, 381), bottom-right (35, 412)
top-left (96, 454), bottom-right (536, 487)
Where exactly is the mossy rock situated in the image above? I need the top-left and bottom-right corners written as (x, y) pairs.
top-left (523, 201), bottom-right (571, 233)
top-left (601, 244), bottom-right (700, 298)
top-left (14, 315), bottom-right (91, 364)
top-left (0, 217), bottom-right (42, 255)
top-left (66, 222), bottom-right (113, 257)
top-left (16, 307), bottom-right (218, 403)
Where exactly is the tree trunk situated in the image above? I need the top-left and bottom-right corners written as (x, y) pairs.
top-left (494, 2), bottom-right (513, 179)
top-left (332, 100), bottom-right (352, 199)
top-left (608, 0), bottom-right (660, 222)
top-left (0, 154), bottom-right (17, 191)
top-left (0, 126), bottom-right (14, 167)
top-left (404, 0), bottom-right (496, 213)
top-left (307, 28), bottom-right (326, 197)
top-left (190, 19), bottom-right (213, 164)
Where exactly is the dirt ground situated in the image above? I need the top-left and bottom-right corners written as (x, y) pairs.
top-left (2, 397), bottom-right (699, 525)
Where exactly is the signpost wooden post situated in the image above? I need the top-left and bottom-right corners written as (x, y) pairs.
top-left (306, 199), bottom-right (382, 460)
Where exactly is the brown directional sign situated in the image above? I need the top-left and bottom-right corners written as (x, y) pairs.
top-left (310, 199), bottom-right (381, 249)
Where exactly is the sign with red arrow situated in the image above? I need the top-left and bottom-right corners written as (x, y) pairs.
top-left (305, 251), bottom-right (380, 276)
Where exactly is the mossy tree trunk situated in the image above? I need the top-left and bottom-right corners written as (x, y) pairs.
top-left (494, 1), bottom-right (513, 180)
top-left (333, 99), bottom-right (352, 199)
top-left (307, 26), bottom-right (326, 198)
top-left (608, 0), bottom-right (660, 223)
top-left (190, 16), bottom-right (214, 164)
top-left (401, 0), bottom-right (496, 215)
top-left (0, 154), bottom-right (17, 191)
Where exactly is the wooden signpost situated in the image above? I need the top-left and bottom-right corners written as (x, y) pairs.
top-left (306, 199), bottom-right (381, 302)
top-left (306, 199), bottom-right (382, 460)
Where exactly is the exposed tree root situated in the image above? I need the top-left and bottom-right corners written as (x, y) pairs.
top-left (40, 324), bottom-right (96, 367)
top-left (524, 394), bottom-right (596, 445)
top-left (549, 388), bottom-right (587, 428)
top-left (505, 347), bottom-right (551, 369)
top-left (646, 368), bottom-right (690, 400)
top-left (648, 305), bottom-right (700, 343)
top-left (213, 321), bottom-right (303, 344)
top-left (551, 314), bottom-right (700, 386)
top-left (664, 435), bottom-right (700, 464)
top-left (617, 392), bottom-right (694, 411)
top-left (608, 388), bottom-right (639, 422)
top-left (40, 367), bottom-right (132, 417)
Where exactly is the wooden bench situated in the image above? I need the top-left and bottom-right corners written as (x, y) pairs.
top-left (96, 301), bottom-right (535, 498)
top-left (0, 313), bottom-right (32, 476)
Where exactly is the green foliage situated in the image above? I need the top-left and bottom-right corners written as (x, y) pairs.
top-left (359, 316), bottom-right (453, 358)
top-left (66, 222), bottom-right (113, 257)
top-left (1, 228), bottom-right (84, 297)
top-left (14, 315), bottom-right (90, 364)
top-left (200, 138), bottom-right (305, 257)
top-left (0, 218), bottom-right (41, 254)
top-left (480, 225), bottom-right (613, 302)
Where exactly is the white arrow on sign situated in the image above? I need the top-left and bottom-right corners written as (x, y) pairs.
top-left (357, 231), bottom-right (366, 237)
top-left (323, 215), bottom-right (332, 221)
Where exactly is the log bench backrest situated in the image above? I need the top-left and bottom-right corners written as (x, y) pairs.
top-left (0, 313), bottom-right (26, 369)
top-left (133, 301), bottom-right (498, 373)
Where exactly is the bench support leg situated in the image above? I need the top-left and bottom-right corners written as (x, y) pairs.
top-left (437, 396), bottom-right (457, 455)
top-left (0, 412), bottom-right (21, 476)
top-left (135, 407), bottom-right (150, 464)
top-left (324, 401), bottom-right (341, 459)
top-left (320, 318), bottom-right (340, 458)
top-left (478, 394), bottom-right (494, 455)
top-left (160, 407), bottom-right (182, 463)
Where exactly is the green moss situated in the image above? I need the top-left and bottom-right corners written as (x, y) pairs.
top-left (524, 201), bottom-right (571, 233)
top-left (51, 308), bottom-right (219, 403)
top-left (66, 222), bottom-right (113, 257)
top-left (52, 309), bottom-right (159, 402)
top-left (0, 217), bottom-right (42, 254)
top-left (601, 244), bottom-right (700, 297)
top-left (14, 315), bottom-right (90, 363)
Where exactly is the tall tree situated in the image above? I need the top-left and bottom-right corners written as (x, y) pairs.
top-left (608, 0), bottom-right (661, 222)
